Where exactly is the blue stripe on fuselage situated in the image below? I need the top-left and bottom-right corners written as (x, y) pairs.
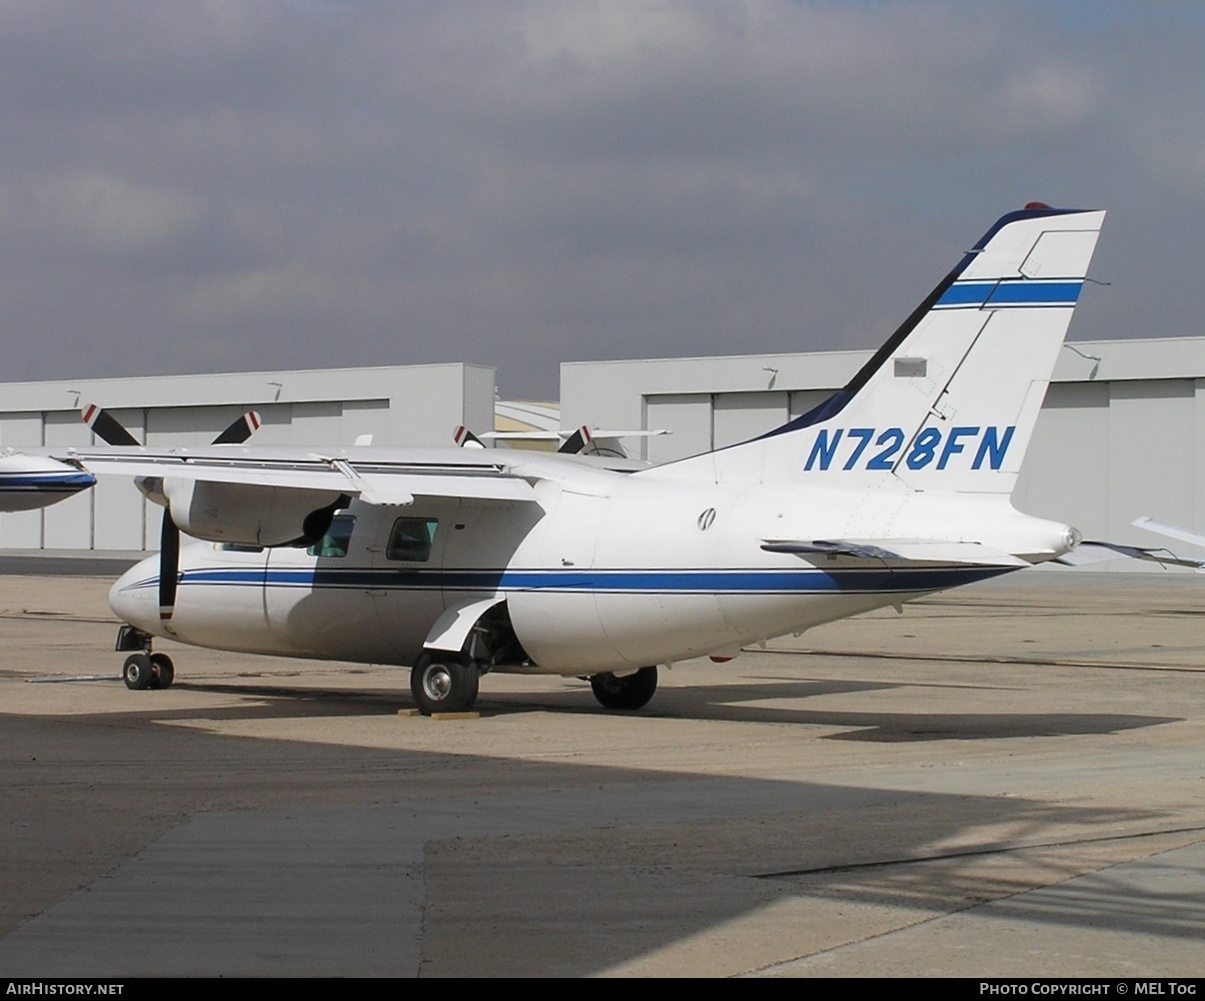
top-left (122, 564), bottom-right (1017, 597)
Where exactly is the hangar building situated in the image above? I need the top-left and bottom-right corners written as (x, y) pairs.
top-left (0, 363), bottom-right (494, 551)
top-left (1, 337), bottom-right (1203, 555)
top-left (560, 336), bottom-right (1205, 555)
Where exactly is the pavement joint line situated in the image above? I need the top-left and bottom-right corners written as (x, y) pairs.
top-left (754, 824), bottom-right (1205, 879)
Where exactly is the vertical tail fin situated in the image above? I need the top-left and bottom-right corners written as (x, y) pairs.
top-left (647, 205), bottom-right (1105, 493)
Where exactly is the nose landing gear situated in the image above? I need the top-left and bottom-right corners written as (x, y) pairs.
top-left (117, 626), bottom-right (175, 690)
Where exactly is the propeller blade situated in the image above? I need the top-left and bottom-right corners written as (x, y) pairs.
top-left (558, 426), bottom-right (593, 454)
top-left (81, 404), bottom-right (140, 446)
top-left (160, 410), bottom-right (258, 621)
top-left (159, 510), bottom-right (180, 623)
top-left (82, 405), bottom-right (258, 625)
top-left (84, 405), bottom-right (262, 447)
top-left (453, 425), bottom-right (486, 449)
top-left (212, 411), bottom-right (262, 445)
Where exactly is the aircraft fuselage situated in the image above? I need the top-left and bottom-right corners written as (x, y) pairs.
top-left (110, 462), bottom-right (1073, 675)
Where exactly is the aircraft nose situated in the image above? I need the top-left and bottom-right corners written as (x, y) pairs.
top-left (109, 556), bottom-right (162, 635)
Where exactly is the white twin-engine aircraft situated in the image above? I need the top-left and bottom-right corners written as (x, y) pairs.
top-left (0, 406), bottom-right (265, 513)
top-left (58, 204), bottom-right (1104, 714)
top-left (0, 454), bottom-right (95, 512)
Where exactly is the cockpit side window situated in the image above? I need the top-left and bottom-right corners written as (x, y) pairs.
top-left (308, 513), bottom-right (356, 558)
top-left (386, 517), bottom-right (438, 562)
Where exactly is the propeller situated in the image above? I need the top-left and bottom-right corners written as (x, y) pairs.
top-left (558, 426), bottom-right (593, 455)
top-left (158, 504), bottom-right (181, 622)
top-left (82, 404), bottom-right (263, 447)
top-left (82, 404), bottom-right (263, 623)
top-left (81, 404), bottom-right (139, 447)
top-left (211, 410), bottom-right (263, 445)
top-left (453, 425), bottom-right (487, 449)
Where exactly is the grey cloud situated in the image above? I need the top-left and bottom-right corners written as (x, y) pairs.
top-left (0, 1), bottom-right (1201, 398)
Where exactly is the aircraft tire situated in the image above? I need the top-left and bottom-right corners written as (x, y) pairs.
top-left (411, 653), bottom-right (479, 715)
top-left (149, 653), bottom-right (175, 690)
top-left (122, 653), bottom-right (155, 691)
top-left (590, 666), bottom-right (657, 710)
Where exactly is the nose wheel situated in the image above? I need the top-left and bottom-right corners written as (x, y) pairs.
top-left (117, 624), bottom-right (175, 691)
top-left (121, 651), bottom-right (175, 690)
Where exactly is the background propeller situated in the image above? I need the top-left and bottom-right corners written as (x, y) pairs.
top-left (82, 404), bottom-right (262, 622)
top-left (81, 403), bottom-right (139, 446)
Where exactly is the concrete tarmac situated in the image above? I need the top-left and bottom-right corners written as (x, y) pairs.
top-left (0, 569), bottom-right (1203, 977)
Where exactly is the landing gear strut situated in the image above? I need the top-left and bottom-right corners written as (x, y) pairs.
top-left (589, 666), bottom-right (658, 710)
top-left (410, 652), bottom-right (479, 715)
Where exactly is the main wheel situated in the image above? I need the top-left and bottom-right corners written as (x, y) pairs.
top-left (123, 653), bottom-right (155, 691)
top-left (410, 653), bottom-right (479, 715)
top-left (149, 653), bottom-right (175, 690)
top-left (590, 666), bottom-right (657, 710)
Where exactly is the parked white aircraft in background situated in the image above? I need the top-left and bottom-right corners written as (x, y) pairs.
top-left (52, 203), bottom-right (1105, 714)
top-left (0, 408), bottom-right (264, 514)
top-left (0, 453), bottom-right (95, 512)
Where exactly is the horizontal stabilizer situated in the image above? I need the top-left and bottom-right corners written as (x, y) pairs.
top-left (761, 538), bottom-right (1029, 567)
top-left (1055, 540), bottom-right (1205, 571)
top-left (1131, 516), bottom-right (1205, 551)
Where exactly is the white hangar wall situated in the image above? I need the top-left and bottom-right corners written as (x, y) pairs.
top-left (561, 337), bottom-right (1205, 552)
top-left (7, 339), bottom-right (1205, 555)
top-left (0, 363), bottom-right (495, 551)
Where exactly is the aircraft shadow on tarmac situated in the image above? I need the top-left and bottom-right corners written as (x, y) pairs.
top-left (97, 674), bottom-right (1181, 744)
top-left (3, 718), bottom-right (1202, 977)
top-left (5, 696), bottom-right (1202, 977)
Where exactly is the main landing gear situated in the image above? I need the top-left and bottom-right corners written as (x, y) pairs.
top-left (589, 666), bottom-right (658, 710)
top-left (410, 652), bottom-right (479, 715)
top-left (116, 625), bottom-right (174, 691)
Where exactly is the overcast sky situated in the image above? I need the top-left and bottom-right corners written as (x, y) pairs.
top-left (1, 1), bottom-right (1202, 399)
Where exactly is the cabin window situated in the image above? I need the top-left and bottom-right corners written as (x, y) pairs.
top-left (308, 514), bottom-right (356, 558)
top-left (215, 542), bottom-right (265, 553)
top-left (387, 517), bottom-right (438, 562)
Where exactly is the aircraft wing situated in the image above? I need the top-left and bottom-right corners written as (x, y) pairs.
top-left (53, 446), bottom-right (538, 506)
top-left (760, 539), bottom-right (1030, 567)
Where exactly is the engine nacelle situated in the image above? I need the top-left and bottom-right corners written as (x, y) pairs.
top-left (162, 478), bottom-right (344, 547)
